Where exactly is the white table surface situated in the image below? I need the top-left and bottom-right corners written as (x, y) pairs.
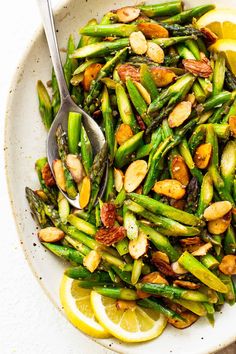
top-left (0, 1), bottom-right (235, 354)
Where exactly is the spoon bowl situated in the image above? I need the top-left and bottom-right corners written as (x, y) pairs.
top-left (38, 0), bottom-right (107, 208)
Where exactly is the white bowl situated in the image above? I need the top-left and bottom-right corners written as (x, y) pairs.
top-left (4, 0), bottom-right (236, 353)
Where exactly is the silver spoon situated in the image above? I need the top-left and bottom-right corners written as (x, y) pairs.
top-left (37, 0), bottom-right (107, 209)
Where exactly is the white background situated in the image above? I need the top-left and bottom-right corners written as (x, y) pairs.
top-left (0, 1), bottom-right (235, 354)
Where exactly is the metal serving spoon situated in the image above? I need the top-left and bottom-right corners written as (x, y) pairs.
top-left (37, 0), bottom-right (107, 208)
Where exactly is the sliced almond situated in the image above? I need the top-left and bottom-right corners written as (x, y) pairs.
top-left (129, 230), bottom-right (148, 259)
top-left (173, 280), bottom-right (200, 290)
top-left (183, 58), bottom-right (213, 78)
top-left (191, 242), bottom-right (212, 256)
top-left (66, 154), bottom-right (85, 184)
top-left (79, 176), bottom-right (91, 209)
top-left (219, 255), bottom-right (236, 275)
top-left (203, 201), bottom-right (232, 221)
top-left (38, 227), bottom-right (65, 243)
top-left (152, 254), bottom-right (176, 276)
top-left (168, 311), bottom-right (198, 329)
top-left (150, 66), bottom-right (176, 87)
top-left (146, 41), bottom-right (164, 64)
top-left (171, 261), bottom-right (187, 275)
top-left (117, 64), bottom-right (140, 82)
top-left (193, 143), bottom-right (212, 169)
top-left (124, 160), bottom-right (148, 193)
top-left (170, 155), bottom-right (190, 187)
top-left (83, 250), bottom-right (101, 273)
top-left (134, 81), bottom-right (151, 104)
top-left (168, 101), bottom-right (192, 128)
top-left (170, 199), bottom-right (186, 210)
top-left (82, 63), bottom-right (103, 91)
top-left (229, 116), bottom-right (236, 137)
top-left (114, 168), bottom-right (124, 192)
top-left (207, 213), bottom-right (231, 234)
top-left (53, 159), bottom-right (66, 191)
top-left (116, 300), bottom-right (136, 311)
top-left (152, 251), bottom-right (170, 264)
top-left (116, 6), bottom-right (140, 23)
top-left (186, 93), bottom-right (196, 106)
top-left (129, 31), bottom-right (147, 55)
top-left (115, 123), bottom-right (133, 146)
top-left (35, 190), bottom-right (48, 201)
top-left (138, 22), bottom-right (169, 39)
top-left (153, 179), bottom-right (186, 200)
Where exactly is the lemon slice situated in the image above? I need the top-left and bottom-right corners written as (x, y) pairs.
top-left (210, 39), bottom-right (236, 75)
top-left (60, 275), bottom-right (110, 338)
top-left (197, 8), bottom-right (236, 39)
top-left (90, 291), bottom-right (167, 343)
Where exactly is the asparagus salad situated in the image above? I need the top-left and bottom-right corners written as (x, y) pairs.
top-left (26, 1), bottom-right (236, 343)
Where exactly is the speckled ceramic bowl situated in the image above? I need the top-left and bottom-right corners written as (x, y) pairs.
top-left (5, 0), bottom-right (236, 353)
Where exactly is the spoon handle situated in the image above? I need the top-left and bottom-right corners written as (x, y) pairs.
top-left (37, 0), bottom-right (70, 101)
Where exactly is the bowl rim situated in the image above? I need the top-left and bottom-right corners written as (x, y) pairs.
top-left (3, 0), bottom-right (236, 353)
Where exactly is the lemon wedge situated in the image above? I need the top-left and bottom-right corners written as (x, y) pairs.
top-left (197, 8), bottom-right (236, 39)
top-left (90, 290), bottom-right (167, 343)
top-left (210, 39), bottom-right (236, 75)
top-left (60, 275), bottom-right (110, 338)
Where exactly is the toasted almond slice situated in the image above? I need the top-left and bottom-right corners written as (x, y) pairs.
top-left (173, 280), bottom-right (200, 290)
top-left (150, 67), bottom-right (176, 87)
top-left (115, 123), bottom-right (133, 146)
top-left (129, 31), bottom-right (147, 55)
top-left (114, 168), bottom-right (124, 192)
top-left (207, 214), bottom-right (231, 235)
top-left (129, 231), bottom-right (148, 259)
top-left (38, 227), bottom-right (65, 243)
top-left (82, 63), bottom-right (103, 91)
top-left (117, 63), bottom-right (140, 82)
top-left (229, 116), bottom-right (236, 137)
top-left (219, 255), bottom-right (236, 275)
top-left (53, 159), bottom-right (66, 191)
top-left (146, 41), bottom-right (164, 63)
top-left (152, 254), bottom-right (176, 276)
top-left (203, 201), bottom-right (232, 221)
top-left (193, 143), bottom-right (212, 169)
top-left (168, 311), bottom-right (198, 329)
top-left (186, 93), bottom-right (196, 106)
top-left (138, 23), bottom-right (169, 39)
top-left (79, 176), bottom-right (91, 209)
top-left (66, 154), bottom-right (85, 184)
top-left (191, 242), bottom-right (212, 256)
top-left (183, 58), bottom-right (213, 78)
top-left (171, 261), bottom-right (188, 275)
top-left (168, 101), bottom-right (192, 128)
top-left (116, 6), bottom-right (140, 23)
top-left (83, 250), bottom-right (101, 273)
top-left (170, 155), bottom-right (190, 187)
top-left (153, 179), bottom-right (186, 200)
top-left (124, 160), bottom-right (148, 193)
top-left (170, 199), bottom-right (186, 210)
top-left (152, 251), bottom-right (170, 264)
top-left (134, 81), bottom-right (151, 104)
top-left (35, 190), bottom-right (48, 201)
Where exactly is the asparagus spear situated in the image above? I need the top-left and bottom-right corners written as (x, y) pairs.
top-left (179, 138), bottom-right (203, 184)
top-left (56, 125), bottom-right (77, 199)
top-left (200, 254), bottom-right (219, 270)
top-left (94, 287), bottom-right (138, 300)
top-left (138, 1), bottom-right (182, 17)
top-left (178, 251), bottom-right (228, 293)
top-left (139, 223), bottom-right (180, 262)
top-left (137, 283), bottom-right (209, 302)
top-left (80, 125), bottom-right (93, 175)
top-left (196, 172), bottom-right (213, 217)
top-left (188, 125), bottom-right (206, 154)
top-left (140, 64), bottom-right (159, 101)
top-left (220, 140), bottom-right (236, 195)
top-left (25, 187), bottom-right (49, 227)
top-left (172, 298), bottom-right (207, 316)
top-left (67, 112), bottom-right (81, 155)
top-left (224, 225), bottom-right (236, 255)
top-left (104, 166), bottom-right (115, 202)
top-left (163, 4), bottom-right (215, 24)
top-left (88, 143), bottom-right (108, 210)
top-left (116, 83), bottom-right (139, 133)
top-left (80, 23), bottom-right (137, 37)
top-left (71, 38), bottom-right (129, 59)
top-left (153, 35), bottom-right (195, 48)
top-left (35, 158), bottom-right (58, 206)
top-left (65, 265), bottom-right (111, 282)
top-left (37, 80), bottom-right (53, 130)
top-left (65, 236), bottom-right (91, 255)
top-left (115, 131), bottom-right (144, 168)
top-left (161, 23), bottom-right (203, 37)
top-left (128, 193), bottom-right (205, 227)
top-left (138, 297), bottom-right (185, 321)
top-left (64, 35), bottom-right (78, 88)
top-left (126, 200), bottom-right (200, 237)
top-left (101, 86), bottom-right (115, 162)
top-left (42, 242), bottom-right (84, 265)
top-left (67, 214), bottom-right (97, 236)
top-left (212, 53), bottom-right (226, 96)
